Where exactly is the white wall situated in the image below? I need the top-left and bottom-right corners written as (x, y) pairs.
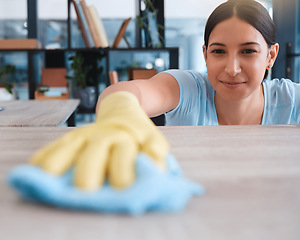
top-left (41, 0), bottom-right (136, 19)
top-left (40, 0), bottom-right (136, 19)
top-left (0, 0), bottom-right (27, 19)
top-left (0, 0), bottom-right (136, 19)
top-left (37, 0), bottom-right (226, 19)
top-left (0, 0), bottom-right (227, 20)
top-left (165, 0), bottom-right (225, 19)
top-left (0, 0), bottom-right (272, 20)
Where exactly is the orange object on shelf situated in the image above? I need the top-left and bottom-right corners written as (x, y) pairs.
top-left (35, 68), bottom-right (70, 100)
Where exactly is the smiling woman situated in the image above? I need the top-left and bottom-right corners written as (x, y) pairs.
top-left (98, 0), bottom-right (299, 126)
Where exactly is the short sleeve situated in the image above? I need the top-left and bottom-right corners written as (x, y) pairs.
top-left (164, 70), bottom-right (218, 126)
top-left (262, 78), bottom-right (300, 124)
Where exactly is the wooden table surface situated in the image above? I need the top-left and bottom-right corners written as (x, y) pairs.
top-left (0, 99), bottom-right (80, 127)
top-left (0, 125), bottom-right (299, 240)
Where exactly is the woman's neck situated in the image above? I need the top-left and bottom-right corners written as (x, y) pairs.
top-left (215, 84), bottom-right (265, 125)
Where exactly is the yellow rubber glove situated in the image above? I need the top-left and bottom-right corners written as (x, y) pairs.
top-left (30, 91), bottom-right (169, 191)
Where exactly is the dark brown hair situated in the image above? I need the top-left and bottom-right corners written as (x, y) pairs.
top-left (204, 0), bottom-right (276, 78)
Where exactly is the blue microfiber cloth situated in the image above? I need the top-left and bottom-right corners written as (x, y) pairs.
top-left (7, 153), bottom-right (204, 215)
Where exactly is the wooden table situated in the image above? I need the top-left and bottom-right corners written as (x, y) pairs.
top-left (0, 99), bottom-right (80, 127)
top-left (0, 125), bottom-right (299, 240)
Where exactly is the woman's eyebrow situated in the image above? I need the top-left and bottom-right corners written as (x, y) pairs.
top-left (209, 42), bottom-right (225, 47)
top-left (240, 42), bottom-right (260, 46)
top-left (209, 42), bottom-right (261, 47)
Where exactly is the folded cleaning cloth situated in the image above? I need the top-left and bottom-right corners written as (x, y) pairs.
top-left (7, 153), bottom-right (204, 215)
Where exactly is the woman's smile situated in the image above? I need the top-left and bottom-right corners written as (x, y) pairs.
top-left (219, 80), bottom-right (246, 89)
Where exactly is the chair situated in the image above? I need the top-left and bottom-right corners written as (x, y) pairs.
top-left (35, 68), bottom-right (69, 100)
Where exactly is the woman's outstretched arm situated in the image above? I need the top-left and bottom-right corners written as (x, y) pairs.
top-left (97, 72), bottom-right (180, 117)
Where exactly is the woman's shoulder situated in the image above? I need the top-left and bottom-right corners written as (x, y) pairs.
top-left (263, 78), bottom-right (299, 96)
top-left (164, 69), bottom-right (209, 84)
top-left (264, 77), bottom-right (298, 86)
top-left (263, 78), bottom-right (300, 108)
top-left (164, 69), bottom-right (206, 77)
top-left (263, 78), bottom-right (300, 124)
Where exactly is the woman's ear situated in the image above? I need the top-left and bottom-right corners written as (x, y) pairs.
top-left (267, 43), bottom-right (279, 68)
top-left (203, 45), bottom-right (207, 61)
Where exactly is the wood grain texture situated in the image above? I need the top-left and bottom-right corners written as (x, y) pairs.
top-left (0, 99), bottom-right (79, 127)
top-left (0, 125), bottom-right (299, 240)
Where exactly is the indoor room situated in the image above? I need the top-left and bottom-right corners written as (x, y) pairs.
top-left (0, 0), bottom-right (300, 239)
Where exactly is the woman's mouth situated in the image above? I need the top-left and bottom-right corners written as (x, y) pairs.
top-left (220, 81), bottom-right (246, 89)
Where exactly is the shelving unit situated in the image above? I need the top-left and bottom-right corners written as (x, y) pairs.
top-left (1, 0), bottom-right (179, 115)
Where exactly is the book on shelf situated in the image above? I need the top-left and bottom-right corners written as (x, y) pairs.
top-left (112, 17), bottom-right (131, 48)
top-left (88, 5), bottom-right (109, 48)
top-left (0, 39), bottom-right (41, 49)
top-left (80, 0), bottom-right (102, 47)
top-left (72, 0), bottom-right (95, 48)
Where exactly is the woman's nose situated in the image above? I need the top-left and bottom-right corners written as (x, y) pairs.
top-left (225, 56), bottom-right (241, 76)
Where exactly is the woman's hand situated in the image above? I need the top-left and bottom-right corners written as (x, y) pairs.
top-left (30, 92), bottom-right (169, 191)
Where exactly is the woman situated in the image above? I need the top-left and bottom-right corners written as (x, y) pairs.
top-left (31, 0), bottom-right (300, 191)
top-left (98, 0), bottom-right (299, 125)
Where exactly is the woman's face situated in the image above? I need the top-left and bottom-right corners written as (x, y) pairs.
top-left (203, 16), bottom-right (278, 102)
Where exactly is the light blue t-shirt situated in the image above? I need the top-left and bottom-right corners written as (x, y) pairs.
top-left (165, 70), bottom-right (300, 125)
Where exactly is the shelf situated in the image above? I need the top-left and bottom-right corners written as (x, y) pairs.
top-left (0, 0), bottom-right (178, 118)
top-left (0, 47), bottom-right (178, 101)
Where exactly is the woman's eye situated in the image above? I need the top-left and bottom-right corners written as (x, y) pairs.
top-left (242, 49), bottom-right (257, 54)
top-left (211, 49), bottom-right (225, 54)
